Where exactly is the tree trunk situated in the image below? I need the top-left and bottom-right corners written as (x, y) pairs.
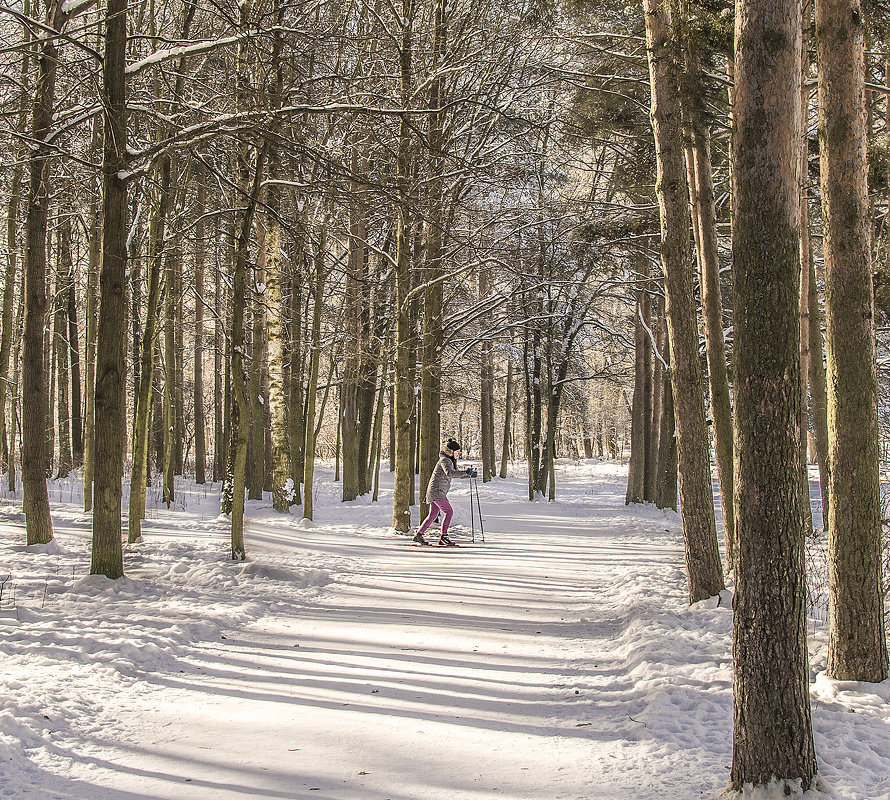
top-left (1, 161), bottom-right (24, 473)
top-left (214, 225), bottom-right (225, 483)
top-left (46, 313), bottom-right (55, 475)
top-left (67, 232), bottom-right (83, 466)
top-left (341, 143), bottom-right (369, 503)
top-left (83, 197), bottom-right (100, 510)
top-left (730, 0), bottom-right (817, 788)
top-left (228, 0), bottom-right (264, 559)
top-left (54, 225), bottom-right (72, 479)
top-left (9, 283), bottom-right (23, 494)
top-left (817, 0), bottom-right (888, 683)
top-left (22, 0), bottom-right (71, 545)
top-left (808, 255), bottom-right (830, 526)
top-left (163, 245), bottom-right (176, 506)
top-left (249, 225), bottom-right (266, 501)
top-left (646, 296), bottom-right (664, 499)
top-left (193, 164), bottom-right (207, 485)
top-left (643, 0), bottom-right (724, 602)
top-left (266, 185), bottom-right (292, 511)
top-left (480, 271), bottom-right (495, 483)
top-left (302, 229), bottom-right (325, 521)
top-left (392, 0), bottom-right (416, 533)
top-left (128, 159), bottom-right (169, 543)
top-left (654, 357), bottom-right (677, 511)
top-left (626, 285), bottom-right (650, 505)
top-left (91, 0), bottom-right (128, 578)
top-left (499, 359), bottom-right (513, 478)
top-left (684, 112), bottom-right (735, 566)
top-left (370, 365), bottom-right (386, 502)
top-left (798, 26), bottom-right (814, 539)
top-left (288, 232), bottom-right (304, 504)
top-left (174, 242), bottom-right (184, 475)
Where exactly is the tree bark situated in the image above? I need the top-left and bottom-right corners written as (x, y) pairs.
top-left (214, 223), bottom-right (225, 483)
top-left (288, 229), bottom-right (305, 505)
top-left (730, 0), bottom-right (817, 788)
top-left (646, 296), bottom-right (664, 498)
top-left (91, 0), bottom-right (128, 578)
top-left (643, 0), bottom-right (723, 602)
top-left (83, 196), bottom-right (100, 510)
top-left (163, 245), bottom-right (177, 506)
top-left (193, 164), bottom-right (207, 485)
top-left (817, 0), bottom-right (888, 683)
top-left (67, 230), bottom-right (83, 466)
top-left (392, 0), bottom-right (416, 533)
top-left (499, 359), bottom-right (513, 478)
top-left (302, 229), bottom-right (326, 521)
top-left (54, 224), bottom-right (73, 479)
top-left (228, 0), bottom-right (264, 558)
top-left (1, 161), bottom-right (24, 473)
top-left (266, 183), bottom-right (292, 510)
top-left (625, 271), bottom-right (651, 505)
top-left (128, 159), bottom-right (169, 543)
top-left (684, 114), bottom-right (735, 566)
top-left (249, 224), bottom-right (266, 501)
top-left (22, 0), bottom-right (72, 545)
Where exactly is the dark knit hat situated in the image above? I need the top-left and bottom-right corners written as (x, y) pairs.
top-left (446, 438), bottom-right (461, 452)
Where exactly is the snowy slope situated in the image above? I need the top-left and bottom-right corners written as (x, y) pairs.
top-left (0, 462), bottom-right (888, 799)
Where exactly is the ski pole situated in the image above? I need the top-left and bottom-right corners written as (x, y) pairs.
top-left (473, 477), bottom-right (485, 542)
top-left (469, 478), bottom-right (476, 543)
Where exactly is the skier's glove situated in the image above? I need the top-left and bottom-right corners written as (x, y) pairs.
top-left (467, 468), bottom-right (478, 478)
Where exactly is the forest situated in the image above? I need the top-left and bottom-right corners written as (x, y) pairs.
top-left (2, 0), bottom-right (890, 795)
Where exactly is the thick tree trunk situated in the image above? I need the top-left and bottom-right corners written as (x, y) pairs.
top-left (730, 0), bottom-right (817, 789)
top-left (266, 187), bottom-right (292, 511)
top-left (22, 0), bottom-right (72, 545)
top-left (90, 0), bottom-right (128, 578)
top-left (817, 0), bottom-right (888, 683)
top-left (643, 0), bottom-right (723, 602)
top-left (392, 0), bottom-right (415, 533)
top-left (228, 0), bottom-right (264, 559)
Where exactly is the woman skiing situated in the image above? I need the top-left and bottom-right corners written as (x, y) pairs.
top-left (413, 438), bottom-right (477, 546)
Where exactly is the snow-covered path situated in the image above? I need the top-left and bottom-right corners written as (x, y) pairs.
top-left (2, 462), bottom-right (889, 799)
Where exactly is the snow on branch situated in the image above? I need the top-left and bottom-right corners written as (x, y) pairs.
top-left (126, 35), bottom-right (246, 75)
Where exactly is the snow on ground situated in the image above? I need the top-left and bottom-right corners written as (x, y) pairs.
top-left (0, 461), bottom-right (888, 800)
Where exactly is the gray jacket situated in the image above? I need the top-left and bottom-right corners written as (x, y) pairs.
top-left (425, 451), bottom-right (471, 502)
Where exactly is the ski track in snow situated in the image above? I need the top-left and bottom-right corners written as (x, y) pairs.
top-left (0, 461), bottom-right (888, 800)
